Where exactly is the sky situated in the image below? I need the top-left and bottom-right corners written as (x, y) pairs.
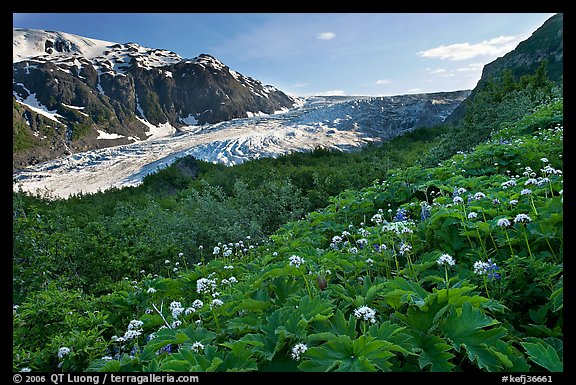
top-left (13, 13), bottom-right (557, 97)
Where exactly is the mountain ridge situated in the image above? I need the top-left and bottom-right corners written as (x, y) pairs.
top-left (13, 28), bottom-right (298, 169)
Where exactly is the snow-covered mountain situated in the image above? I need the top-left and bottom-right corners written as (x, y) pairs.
top-left (13, 28), bottom-right (298, 169)
top-left (13, 91), bottom-right (469, 198)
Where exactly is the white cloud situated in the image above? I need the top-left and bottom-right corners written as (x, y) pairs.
top-left (375, 79), bottom-right (390, 85)
top-left (317, 32), bottom-right (336, 41)
top-left (314, 89), bottom-right (346, 96)
top-left (290, 82), bottom-right (309, 88)
top-left (455, 62), bottom-right (484, 73)
top-left (427, 62), bottom-right (484, 79)
top-left (417, 35), bottom-right (522, 61)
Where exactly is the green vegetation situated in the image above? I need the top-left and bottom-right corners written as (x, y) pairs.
top-left (13, 66), bottom-right (563, 373)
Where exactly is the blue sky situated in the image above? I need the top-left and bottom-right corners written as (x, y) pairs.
top-left (13, 13), bottom-right (557, 97)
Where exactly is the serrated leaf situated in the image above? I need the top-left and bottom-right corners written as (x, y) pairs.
top-left (299, 335), bottom-right (394, 372)
top-left (412, 334), bottom-right (455, 372)
top-left (521, 339), bottom-right (563, 372)
top-left (368, 321), bottom-right (415, 356)
top-left (441, 303), bottom-right (508, 371)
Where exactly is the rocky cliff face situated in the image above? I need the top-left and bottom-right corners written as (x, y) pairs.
top-left (12, 29), bottom-right (297, 169)
top-left (445, 13), bottom-right (563, 124)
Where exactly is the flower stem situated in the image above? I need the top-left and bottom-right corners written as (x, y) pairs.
top-left (298, 267), bottom-right (313, 298)
top-left (483, 276), bottom-right (490, 299)
top-left (505, 230), bottom-right (515, 257)
top-left (523, 227), bottom-right (534, 260)
top-left (444, 265), bottom-right (450, 297)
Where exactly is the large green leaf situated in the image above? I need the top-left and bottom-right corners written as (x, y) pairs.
top-left (521, 338), bottom-right (563, 372)
top-left (411, 334), bottom-right (455, 372)
top-left (441, 302), bottom-right (509, 371)
top-left (299, 335), bottom-right (395, 372)
top-left (383, 276), bottom-right (429, 310)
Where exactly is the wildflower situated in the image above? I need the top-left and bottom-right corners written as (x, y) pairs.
top-left (171, 320), bottom-right (182, 329)
top-left (229, 277), bottom-right (238, 284)
top-left (128, 319), bottom-right (144, 331)
top-left (420, 202), bottom-right (431, 221)
top-left (473, 261), bottom-right (490, 275)
top-left (210, 299), bottom-right (224, 309)
top-left (184, 307), bottom-right (195, 315)
top-left (289, 255), bottom-right (305, 268)
top-left (20, 367), bottom-right (32, 372)
top-left (509, 200), bottom-right (518, 206)
top-left (197, 278), bottom-right (217, 294)
top-left (524, 178), bottom-right (537, 186)
top-left (353, 306), bottom-right (377, 323)
top-left (272, 252), bottom-right (278, 257)
top-left (474, 192), bottom-right (486, 200)
top-left (398, 242), bottom-right (412, 256)
top-left (124, 329), bottom-right (141, 340)
top-left (291, 343), bottom-right (308, 360)
top-left (366, 258), bottom-right (374, 265)
top-left (348, 247), bottom-right (359, 254)
top-left (540, 157), bottom-right (549, 163)
top-left (453, 196), bottom-right (464, 204)
top-left (371, 213), bottom-right (383, 225)
top-left (400, 226), bottom-right (413, 234)
top-left (492, 199), bottom-right (500, 205)
top-left (521, 189), bottom-right (532, 195)
top-left (173, 267), bottom-right (178, 272)
top-left (170, 302), bottom-right (184, 318)
top-left (223, 265), bottom-right (234, 270)
top-left (102, 356), bottom-right (113, 361)
top-left (58, 347), bottom-right (71, 359)
top-left (474, 259), bottom-right (500, 280)
top-left (192, 299), bottom-right (204, 309)
top-left (468, 212), bottom-right (478, 219)
top-left (212, 246), bottom-right (221, 255)
top-left (394, 207), bottom-right (408, 221)
top-left (164, 260), bottom-right (170, 264)
top-left (514, 214), bottom-right (532, 223)
top-left (191, 341), bottom-right (204, 353)
top-left (497, 218), bottom-right (511, 227)
top-left (356, 238), bottom-right (368, 248)
top-left (437, 254), bottom-right (455, 266)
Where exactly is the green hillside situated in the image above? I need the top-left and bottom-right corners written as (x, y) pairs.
top-left (13, 78), bottom-right (563, 372)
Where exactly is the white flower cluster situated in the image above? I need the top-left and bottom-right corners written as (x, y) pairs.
top-left (124, 319), bottom-right (144, 340)
top-left (289, 255), bottom-right (305, 268)
top-left (223, 265), bottom-right (234, 270)
top-left (197, 277), bottom-right (218, 295)
top-left (371, 210), bottom-right (384, 225)
top-left (290, 343), bottom-right (308, 360)
top-left (170, 301), bottom-right (184, 318)
top-left (191, 341), bottom-right (204, 353)
top-left (437, 254), bottom-right (456, 266)
top-left (353, 306), bottom-right (377, 323)
top-left (147, 287), bottom-right (157, 294)
top-left (473, 261), bottom-right (490, 275)
top-left (210, 299), bottom-right (224, 309)
top-left (514, 214), bottom-right (532, 223)
top-left (497, 218), bottom-right (511, 227)
top-left (468, 212), bottom-right (478, 219)
top-left (398, 242), bottom-right (412, 256)
top-left (474, 192), bottom-right (486, 200)
top-left (58, 347), bottom-right (71, 359)
top-left (501, 180), bottom-right (517, 189)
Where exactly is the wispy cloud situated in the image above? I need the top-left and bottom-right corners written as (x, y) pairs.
top-left (313, 89), bottom-right (346, 96)
top-left (317, 32), bottom-right (336, 40)
top-left (290, 82), bottom-right (309, 88)
top-left (417, 35), bottom-right (521, 61)
top-left (375, 79), bottom-right (390, 85)
top-left (426, 62), bottom-right (484, 78)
